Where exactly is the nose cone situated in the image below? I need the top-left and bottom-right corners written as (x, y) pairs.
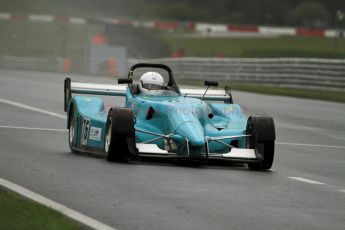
top-left (175, 122), bottom-right (205, 147)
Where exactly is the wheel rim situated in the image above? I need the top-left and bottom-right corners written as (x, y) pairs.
top-left (105, 123), bottom-right (112, 153)
top-left (69, 119), bottom-right (75, 145)
top-left (246, 120), bottom-right (255, 148)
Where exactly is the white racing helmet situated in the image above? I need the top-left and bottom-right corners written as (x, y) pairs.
top-left (139, 72), bottom-right (164, 94)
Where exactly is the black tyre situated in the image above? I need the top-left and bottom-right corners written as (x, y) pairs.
top-left (104, 107), bottom-right (137, 162)
top-left (68, 105), bottom-right (77, 153)
top-left (246, 115), bottom-right (275, 171)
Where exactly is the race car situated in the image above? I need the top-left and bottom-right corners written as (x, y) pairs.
top-left (64, 63), bottom-right (275, 170)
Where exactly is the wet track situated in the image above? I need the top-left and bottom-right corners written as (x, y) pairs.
top-left (0, 70), bottom-right (344, 230)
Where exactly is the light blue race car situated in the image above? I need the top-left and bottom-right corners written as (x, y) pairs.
top-left (64, 63), bottom-right (275, 170)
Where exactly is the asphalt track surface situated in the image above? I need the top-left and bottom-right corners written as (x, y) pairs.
top-left (0, 69), bottom-right (344, 230)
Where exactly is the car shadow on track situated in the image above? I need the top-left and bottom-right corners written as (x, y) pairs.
top-left (62, 151), bottom-right (274, 173)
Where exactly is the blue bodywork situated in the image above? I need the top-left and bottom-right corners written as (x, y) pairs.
top-left (68, 96), bottom-right (107, 152)
top-left (67, 86), bottom-right (248, 157)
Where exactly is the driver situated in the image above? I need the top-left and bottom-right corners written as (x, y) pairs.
top-left (138, 72), bottom-right (164, 95)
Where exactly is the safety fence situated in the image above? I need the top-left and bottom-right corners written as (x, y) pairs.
top-left (129, 57), bottom-right (345, 90)
top-left (0, 55), bottom-right (62, 72)
top-left (1, 56), bottom-right (344, 90)
top-left (0, 54), bottom-right (127, 76)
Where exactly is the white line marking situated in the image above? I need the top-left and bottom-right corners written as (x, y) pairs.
top-left (69, 17), bottom-right (86, 25)
top-left (29, 14), bottom-right (54, 22)
top-left (289, 177), bottom-right (325, 185)
top-left (0, 98), bottom-right (66, 119)
top-left (0, 177), bottom-right (116, 230)
top-left (0, 125), bottom-right (67, 132)
top-left (277, 142), bottom-right (345, 149)
top-left (277, 123), bottom-right (322, 132)
top-left (0, 12), bottom-right (10, 20)
top-left (326, 185), bottom-right (336, 189)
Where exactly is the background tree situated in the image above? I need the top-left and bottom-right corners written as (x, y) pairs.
top-left (288, 1), bottom-right (331, 27)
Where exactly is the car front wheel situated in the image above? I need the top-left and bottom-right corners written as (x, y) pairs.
top-left (246, 115), bottom-right (275, 171)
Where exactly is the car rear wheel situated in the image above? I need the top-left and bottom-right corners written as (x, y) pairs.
top-left (246, 115), bottom-right (275, 171)
top-left (104, 107), bottom-right (137, 162)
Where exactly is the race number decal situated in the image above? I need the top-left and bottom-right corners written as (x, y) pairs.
top-left (89, 127), bottom-right (102, 141)
top-left (81, 118), bottom-right (90, 145)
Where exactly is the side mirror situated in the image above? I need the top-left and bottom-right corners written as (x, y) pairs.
top-left (201, 80), bottom-right (219, 101)
top-left (204, 80), bottom-right (219, 87)
top-left (118, 78), bottom-right (133, 84)
top-left (225, 85), bottom-right (233, 104)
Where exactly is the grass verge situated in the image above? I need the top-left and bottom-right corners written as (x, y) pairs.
top-left (0, 188), bottom-right (82, 230)
top-left (163, 36), bottom-right (345, 58)
top-left (178, 80), bottom-right (345, 103)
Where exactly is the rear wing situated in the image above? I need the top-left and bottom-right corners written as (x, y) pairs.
top-left (64, 78), bottom-right (126, 112)
top-left (64, 77), bottom-right (233, 112)
top-left (180, 87), bottom-right (233, 103)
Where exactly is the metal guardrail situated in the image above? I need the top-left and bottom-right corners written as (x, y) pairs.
top-left (0, 53), bottom-right (127, 76)
top-left (1, 56), bottom-right (344, 90)
top-left (129, 58), bottom-right (345, 90)
top-left (0, 55), bottom-right (62, 72)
